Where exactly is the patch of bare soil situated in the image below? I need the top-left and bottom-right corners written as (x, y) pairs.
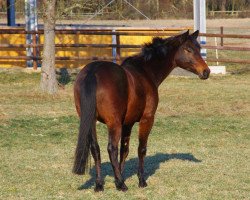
top-left (1, 18), bottom-right (249, 28)
top-left (74, 18), bottom-right (250, 28)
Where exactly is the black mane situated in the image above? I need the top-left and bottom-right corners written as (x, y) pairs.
top-left (122, 32), bottom-right (197, 66)
top-left (122, 36), bottom-right (176, 67)
top-left (141, 36), bottom-right (176, 61)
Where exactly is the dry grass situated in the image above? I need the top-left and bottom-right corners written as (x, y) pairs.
top-left (0, 69), bottom-right (249, 199)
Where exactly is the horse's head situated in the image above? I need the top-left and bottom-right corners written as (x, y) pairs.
top-left (172, 30), bottom-right (210, 80)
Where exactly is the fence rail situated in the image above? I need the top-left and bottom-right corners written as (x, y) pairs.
top-left (1, 29), bottom-right (250, 38)
top-left (0, 27), bottom-right (249, 69)
top-left (1, 43), bottom-right (250, 51)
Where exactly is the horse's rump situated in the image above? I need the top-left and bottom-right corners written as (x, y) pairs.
top-left (75, 61), bottom-right (129, 124)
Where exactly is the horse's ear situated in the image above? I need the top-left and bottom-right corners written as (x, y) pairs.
top-left (191, 30), bottom-right (199, 39)
top-left (180, 30), bottom-right (189, 42)
top-left (170, 30), bottom-right (189, 47)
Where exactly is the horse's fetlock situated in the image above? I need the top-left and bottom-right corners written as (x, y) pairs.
top-left (138, 146), bottom-right (147, 155)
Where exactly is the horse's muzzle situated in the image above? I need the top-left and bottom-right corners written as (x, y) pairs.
top-left (199, 68), bottom-right (210, 80)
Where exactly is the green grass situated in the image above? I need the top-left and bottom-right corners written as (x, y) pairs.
top-left (207, 49), bottom-right (250, 73)
top-left (0, 69), bottom-right (249, 199)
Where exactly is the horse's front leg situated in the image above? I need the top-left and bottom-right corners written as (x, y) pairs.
top-left (107, 123), bottom-right (128, 191)
top-left (138, 115), bottom-right (154, 188)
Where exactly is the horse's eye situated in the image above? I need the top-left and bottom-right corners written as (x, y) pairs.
top-left (185, 48), bottom-right (193, 53)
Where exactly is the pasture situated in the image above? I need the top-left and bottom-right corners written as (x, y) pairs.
top-left (0, 69), bottom-right (249, 199)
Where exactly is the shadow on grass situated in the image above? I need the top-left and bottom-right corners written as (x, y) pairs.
top-left (78, 152), bottom-right (201, 190)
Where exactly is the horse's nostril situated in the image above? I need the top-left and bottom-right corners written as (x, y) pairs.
top-left (203, 69), bottom-right (210, 78)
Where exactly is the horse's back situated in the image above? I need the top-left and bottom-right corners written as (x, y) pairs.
top-left (74, 61), bottom-right (128, 125)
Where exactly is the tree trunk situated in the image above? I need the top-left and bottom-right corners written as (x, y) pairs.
top-left (231, 0), bottom-right (235, 14)
top-left (221, 0), bottom-right (227, 11)
top-left (41, 0), bottom-right (58, 94)
top-left (155, 0), bottom-right (159, 12)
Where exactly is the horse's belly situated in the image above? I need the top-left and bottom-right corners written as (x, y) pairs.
top-left (124, 94), bottom-right (145, 124)
top-left (124, 109), bottom-right (143, 124)
top-left (123, 70), bottom-right (146, 124)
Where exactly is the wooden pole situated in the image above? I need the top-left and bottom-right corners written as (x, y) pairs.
top-left (32, 32), bottom-right (38, 70)
top-left (116, 34), bottom-right (121, 63)
top-left (220, 26), bottom-right (224, 46)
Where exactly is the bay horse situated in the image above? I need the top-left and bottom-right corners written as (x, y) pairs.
top-left (73, 30), bottom-right (210, 192)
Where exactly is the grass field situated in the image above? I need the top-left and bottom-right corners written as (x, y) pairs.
top-left (0, 69), bottom-right (249, 199)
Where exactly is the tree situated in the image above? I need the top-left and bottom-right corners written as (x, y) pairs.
top-left (40, 0), bottom-right (58, 94)
top-left (221, 0), bottom-right (227, 11)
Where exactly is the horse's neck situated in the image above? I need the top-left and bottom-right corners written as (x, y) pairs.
top-left (143, 56), bottom-right (175, 87)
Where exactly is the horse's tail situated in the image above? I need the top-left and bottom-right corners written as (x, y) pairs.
top-left (72, 70), bottom-right (97, 175)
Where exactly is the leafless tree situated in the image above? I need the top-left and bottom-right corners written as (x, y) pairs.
top-left (2, 0), bottom-right (249, 19)
top-left (40, 0), bottom-right (58, 94)
top-left (221, 0), bottom-right (227, 11)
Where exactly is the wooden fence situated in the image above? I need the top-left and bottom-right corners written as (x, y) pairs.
top-left (208, 10), bottom-right (250, 17)
top-left (0, 26), bottom-right (249, 70)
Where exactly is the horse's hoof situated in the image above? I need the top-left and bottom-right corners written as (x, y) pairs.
top-left (115, 181), bottom-right (128, 192)
top-left (139, 179), bottom-right (148, 188)
top-left (94, 183), bottom-right (104, 192)
top-left (117, 184), bottom-right (128, 192)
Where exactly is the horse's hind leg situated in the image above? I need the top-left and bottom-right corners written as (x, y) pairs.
top-left (119, 124), bottom-right (133, 173)
top-left (90, 122), bottom-right (104, 192)
top-left (137, 116), bottom-right (154, 188)
top-left (107, 123), bottom-right (128, 191)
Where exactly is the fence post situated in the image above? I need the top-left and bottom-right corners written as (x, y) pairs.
top-left (25, 0), bottom-right (38, 68)
top-left (112, 29), bottom-right (117, 63)
top-left (220, 26), bottom-right (224, 46)
top-left (193, 0), bottom-right (207, 59)
top-left (76, 31), bottom-right (80, 67)
top-left (32, 32), bottom-right (37, 70)
top-left (116, 33), bottom-right (121, 63)
top-left (7, 0), bottom-right (16, 26)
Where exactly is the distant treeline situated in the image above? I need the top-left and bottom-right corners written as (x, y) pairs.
top-left (0, 0), bottom-right (250, 19)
